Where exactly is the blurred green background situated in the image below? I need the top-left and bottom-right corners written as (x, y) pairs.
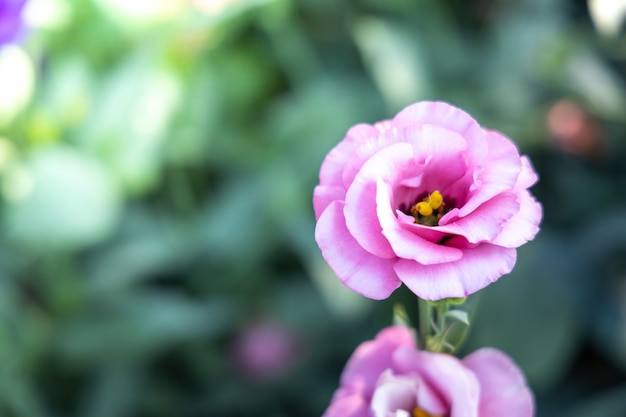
top-left (1, 0), bottom-right (626, 416)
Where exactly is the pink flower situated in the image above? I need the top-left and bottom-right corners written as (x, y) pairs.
top-left (0, 0), bottom-right (28, 45)
top-left (313, 101), bottom-right (542, 300)
top-left (231, 320), bottom-right (300, 380)
top-left (323, 326), bottom-right (534, 417)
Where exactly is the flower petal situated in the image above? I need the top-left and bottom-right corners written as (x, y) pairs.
top-left (371, 371), bottom-right (418, 417)
top-left (455, 130), bottom-right (523, 217)
top-left (341, 326), bottom-right (416, 397)
top-left (316, 201), bottom-right (400, 299)
top-left (463, 348), bottom-right (534, 417)
top-left (492, 190), bottom-right (542, 248)
top-left (392, 102), bottom-right (488, 166)
top-left (344, 143), bottom-right (416, 259)
top-left (313, 184), bottom-right (346, 219)
top-left (322, 392), bottom-right (370, 417)
top-left (482, 130), bottom-right (524, 189)
top-left (396, 213), bottom-right (450, 243)
top-left (515, 156), bottom-right (539, 190)
top-left (394, 244), bottom-right (516, 300)
top-left (416, 376), bottom-right (449, 416)
top-left (377, 179), bottom-right (463, 264)
top-left (342, 125), bottom-right (403, 189)
top-left (438, 193), bottom-right (520, 244)
top-left (320, 124), bottom-right (380, 187)
top-left (393, 347), bottom-right (479, 417)
top-left (406, 124), bottom-right (470, 195)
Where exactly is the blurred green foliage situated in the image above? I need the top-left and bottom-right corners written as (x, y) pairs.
top-left (1, 0), bottom-right (626, 416)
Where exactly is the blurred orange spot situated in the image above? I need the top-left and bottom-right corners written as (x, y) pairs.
top-left (546, 100), bottom-right (604, 158)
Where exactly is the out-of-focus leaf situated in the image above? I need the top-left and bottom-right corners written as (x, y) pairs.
top-left (308, 254), bottom-right (373, 321)
top-left (566, 51), bottom-right (626, 119)
top-left (40, 56), bottom-right (93, 130)
top-left (352, 17), bottom-right (431, 111)
top-left (0, 45), bottom-right (35, 126)
top-left (563, 383), bottom-right (626, 417)
top-left (574, 210), bottom-right (626, 369)
top-left (92, 0), bottom-right (185, 29)
top-left (78, 361), bottom-right (142, 417)
top-left (198, 176), bottom-right (276, 264)
top-left (56, 293), bottom-right (237, 361)
top-left (0, 136), bottom-right (17, 172)
top-left (85, 208), bottom-right (200, 296)
top-left (464, 233), bottom-right (581, 393)
top-left (0, 278), bottom-right (52, 416)
top-left (77, 49), bottom-right (182, 194)
top-left (0, 376), bottom-right (47, 417)
top-left (3, 146), bottom-right (121, 251)
top-left (266, 76), bottom-right (382, 176)
top-left (164, 71), bottom-right (221, 166)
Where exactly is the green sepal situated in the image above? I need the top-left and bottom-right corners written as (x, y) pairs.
top-left (444, 309), bottom-right (469, 326)
top-left (392, 303), bottom-right (413, 329)
top-left (446, 297), bottom-right (467, 306)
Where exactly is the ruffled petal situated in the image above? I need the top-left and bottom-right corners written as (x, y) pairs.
top-left (342, 125), bottom-right (403, 189)
top-left (396, 213), bottom-right (450, 243)
top-left (405, 124), bottom-right (470, 194)
top-left (416, 375), bottom-right (448, 416)
top-left (394, 244), bottom-right (516, 300)
top-left (344, 143), bottom-right (416, 259)
top-left (320, 124), bottom-right (380, 187)
top-left (313, 184), bottom-right (346, 220)
top-left (515, 156), bottom-right (539, 190)
top-left (454, 130), bottom-right (523, 217)
top-left (437, 193), bottom-right (520, 244)
top-left (463, 348), bottom-right (534, 417)
top-left (481, 130), bottom-right (524, 189)
top-left (492, 190), bottom-right (542, 248)
top-left (341, 326), bottom-right (416, 397)
top-left (393, 347), bottom-right (479, 417)
top-left (392, 102), bottom-right (488, 166)
top-left (371, 372), bottom-right (418, 417)
top-left (322, 392), bottom-right (370, 417)
top-left (316, 201), bottom-right (401, 299)
top-left (377, 179), bottom-right (463, 265)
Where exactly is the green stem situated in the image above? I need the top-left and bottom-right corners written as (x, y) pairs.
top-left (418, 297), bottom-right (432, 350)
top-left (436, 300), bottom-right (447, 333)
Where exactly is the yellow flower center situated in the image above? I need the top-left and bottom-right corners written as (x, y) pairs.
top-left (410, 190), bottom-right (446, 226)
top-left (413, 407), bottom-right (443, 417)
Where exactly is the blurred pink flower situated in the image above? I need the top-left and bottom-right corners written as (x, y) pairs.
top-left (0, 0), bottom-right (28, 45)
top-left (313, 101), bottom-right (542, 300)
top-left (323, 326), bottom-right (534, 417)
top-left (546, 99), bottom-right (604, 158)
top-left (231, 320), bottom-right (300, 379)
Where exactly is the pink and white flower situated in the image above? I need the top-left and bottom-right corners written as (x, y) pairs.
top-left (313, 101), bottom-right (542, 300)
top-left (323, 326), bottom-right (534, 417)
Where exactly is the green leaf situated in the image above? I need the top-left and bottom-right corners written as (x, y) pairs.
top-left (3, 146), bottom-right (121, 251)
top-left (392, 303), bottom-right (413, 329)
top-left (444, 310), bottom-right (469, 326)
top-left (55, 293), bottom-right (237, 362)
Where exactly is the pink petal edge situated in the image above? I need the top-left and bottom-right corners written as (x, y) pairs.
top-left (463, 348), bottom-right (535, 417)
top-left (315, 201), bottom-right (400, 300)
top-left (394, 244), bottom-right (516, 300)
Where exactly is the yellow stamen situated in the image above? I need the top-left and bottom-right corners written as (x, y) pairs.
top-left (414, 201), bottom-right (433, 216)
top-left (410, 190), bottom-right (444, 218)
top-left (413, 407), bottom-right (442, 417)
top-left (427, 190), bottom-right (443, 210)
